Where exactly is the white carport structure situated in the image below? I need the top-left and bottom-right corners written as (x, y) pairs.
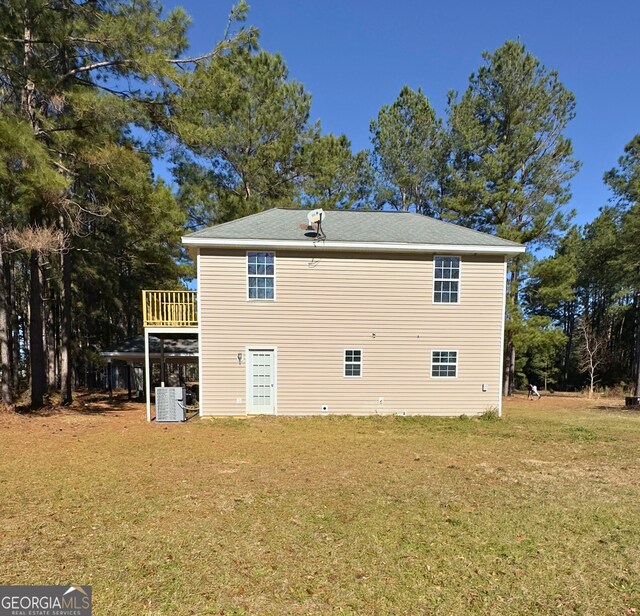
top-left (100, 333), bottom-right (199, 419)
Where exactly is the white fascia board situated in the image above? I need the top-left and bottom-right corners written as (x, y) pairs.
top-left (181, 236), bottom-right (526, 255)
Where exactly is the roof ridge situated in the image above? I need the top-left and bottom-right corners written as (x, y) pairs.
top-left (274, 207), bottom-right (418, 214)
top-left (270, 208), bottom-right (520, 245)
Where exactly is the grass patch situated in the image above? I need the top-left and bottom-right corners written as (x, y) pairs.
top-left (0, 394), bottom-right (639, 614)
top-left (567, 425), bottom-right (599, 442)
top-left (479, 407), bottom-right (501, 421)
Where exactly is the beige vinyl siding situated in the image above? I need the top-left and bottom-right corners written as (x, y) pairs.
top-left (199, 248), bottom-right (505, 416)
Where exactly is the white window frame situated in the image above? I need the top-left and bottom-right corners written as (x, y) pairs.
top-left (344, 349), bottom-right (363, 378)
top-left (433, 255), bottom-right (461, 304)
top-left (247, 251), bottom-right (276, 301)
top-left (431, 350), bottom-right (458, 379)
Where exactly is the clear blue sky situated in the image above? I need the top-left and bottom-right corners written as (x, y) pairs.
top-left (163, 0), bottom-right (640, 227)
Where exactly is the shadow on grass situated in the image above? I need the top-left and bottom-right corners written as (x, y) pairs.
top-left (14, 390), bottom-right (143, 418)
top-left (593, 404), bottom-right (640, 414)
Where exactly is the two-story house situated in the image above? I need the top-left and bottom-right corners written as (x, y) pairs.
top-left (146, 208), bottom-right (524, 419)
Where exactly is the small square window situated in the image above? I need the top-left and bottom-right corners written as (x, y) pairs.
top-left (344, 349), bottom-right (362, 377)
top-left (431, 350), bottom-right (457, 378)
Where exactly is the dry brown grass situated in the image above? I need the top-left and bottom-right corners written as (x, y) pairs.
top-left (1, 393), bottom-right (639, 615)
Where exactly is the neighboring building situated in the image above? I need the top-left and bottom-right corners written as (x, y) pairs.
top-left (143, 208), bottom-right (524, 420)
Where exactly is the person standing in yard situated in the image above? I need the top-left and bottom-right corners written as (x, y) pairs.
top-left (528, 384), bottom-right (541, 400)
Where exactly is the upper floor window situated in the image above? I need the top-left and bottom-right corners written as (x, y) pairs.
top-left (248, 252), bottom-right (275, 300)
top-left (433, 256), bottom-right (460, 303)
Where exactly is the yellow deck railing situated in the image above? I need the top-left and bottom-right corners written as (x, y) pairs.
top-left (142, 290), bottom-right (198, 328)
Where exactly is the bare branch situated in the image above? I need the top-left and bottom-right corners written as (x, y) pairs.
top-left (55, 59), bottom-right (129, 88)
top-left (4, 225), bottom-right (68, 254)
top-left (166, 47), bottom-right (225, 65)
top-left (577, 318), bottom-right (610, 398)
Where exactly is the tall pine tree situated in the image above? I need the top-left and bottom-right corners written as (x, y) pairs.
top-left (369, 86), bottom-right (446, 215)
top-left (170, 47), bottom-right (369, 227)
top-left (0, 0), bottom-right (253, 407)
top-left (445, 40), bottom-right (580, 395)
top-left (605, 135), bottom-right (640, 395)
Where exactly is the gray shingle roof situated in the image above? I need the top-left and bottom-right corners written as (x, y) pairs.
top-left (101, 336), bottom-right (198, 359)
top-left (184, 208), bottom-right (522, 249)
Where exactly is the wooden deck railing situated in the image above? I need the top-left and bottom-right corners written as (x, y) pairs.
top-left (142, 290), bottom-right (198, 328)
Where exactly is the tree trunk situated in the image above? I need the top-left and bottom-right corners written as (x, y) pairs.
top-left (0, 241), bottom-right (13, 406)
top-left (634, 291), bottom-right (640, 397)
top-left (21, 10), bottom-right (46, 408)
top-left (60, 243), bottom-right (72, 404)
top-left (20, 20), bottom-right (35, 124)
top-left (562, 301), bottom-right (575, 389)
top-left (10, 258), bottom-right (20, 395)
top-left (502, 258), bottom-right (520, 396)
top-left (46, 291), bottom-right (56, 390)
top-left (502, 336), bottom-right (511, 397)
top-left (508, 340), bottom-right (516, 396)
top-left (29, 251), bottom-right (46, 408)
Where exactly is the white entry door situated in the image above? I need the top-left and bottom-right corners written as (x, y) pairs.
top-left (247, 349), bottom-right (276, 414)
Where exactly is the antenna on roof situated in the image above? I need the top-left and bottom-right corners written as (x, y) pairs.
top-left (304, 208), bottom-right (325, 239)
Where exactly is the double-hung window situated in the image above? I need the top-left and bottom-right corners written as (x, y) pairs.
top-left (431, 351), bottom-right (458, 378)
top-left (433, 256), bottom-right (460, 303)
top-left (344, 349), bottom-right (362, 377)
top-left (247, 252), bottom-right (275, 300)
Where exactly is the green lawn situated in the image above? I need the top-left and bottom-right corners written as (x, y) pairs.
top-left (1, 395), bottom-right (639, 615)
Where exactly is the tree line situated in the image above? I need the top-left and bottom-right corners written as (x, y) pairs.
top-left (1, 0), bottom-right (638, 409)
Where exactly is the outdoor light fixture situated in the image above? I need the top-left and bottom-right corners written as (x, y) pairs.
top-left (237, 352), bottom-right (243, 364)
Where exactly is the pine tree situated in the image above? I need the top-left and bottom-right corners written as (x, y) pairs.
top-left (523, 230), bottom-right (580, 389)
top-left (369, 86), bottom-right (446, 215)
top-left (298, 134), bottom-right (373, 211)
top-left (605, 135), bottom-right (640, 395)
top-left (0, 0), bottom-right (253, 407)
top-left (0, 115), bottom-right (65, 406)
top-left (170, 47), bottom-right (365, 226)
top-left (445, 40), bottom-right (580, 395)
